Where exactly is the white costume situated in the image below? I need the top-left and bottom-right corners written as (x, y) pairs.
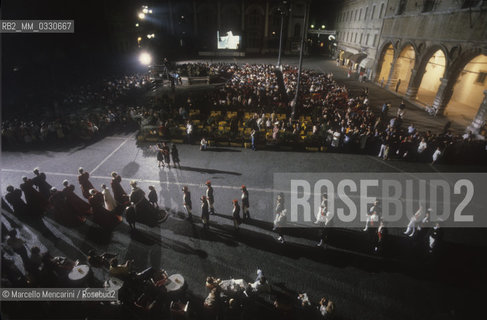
top-left (102, 187), bottom-right (117, 211)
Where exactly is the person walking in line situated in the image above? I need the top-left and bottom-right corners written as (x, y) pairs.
top-left (171, 144), bottom-right (181, 168)
top-left (232, 200), bottom-right (241, 232)
top-left (241, 185), bottom-right (250, 221)
top-left (148, 186), bottom-right (158, 208)
top-left (206, 180), bottom-right (215, 215)
top-left (156, 143), bottom-right (164, 168)
top-left (404, 206), bottom-right (422, 237)
top-left (182, 186), bottom-right (192, 220)
top-left (101, 184), bottom-right (117, 211)
top-left (201, 195), bottom-right (210, 230)
top-left (273, 193), bottom-right (286, 244)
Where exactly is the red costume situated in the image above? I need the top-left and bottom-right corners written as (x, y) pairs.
top-left (78, 172), bottom-right (94, 199)
top-left (111, 175), bottom-right (129, 205)
top-left (20, 178), bottom-right (49, 215)
top-left (63, 184), bottom-right (92, 217)
top-left (50, 190), bottom-right (85, 227)
top-left (88, 191), bottom-right (122, 230)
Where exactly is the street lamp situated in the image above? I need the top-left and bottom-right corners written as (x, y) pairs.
top-left (139, 52), bottom-right (152, 65)
top-left (277, 1), bottom-right (290, 67)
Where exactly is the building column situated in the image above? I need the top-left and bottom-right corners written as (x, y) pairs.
top-left (385, 57), bottom-right (397, 89)
top-left (432, 77), bottom-right (452, 115)
top-left (405, 68), bottom-right (419, 99)
top-left (467, 90), bottom-right (487, 134)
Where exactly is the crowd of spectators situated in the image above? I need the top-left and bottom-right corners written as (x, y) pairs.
top-left (2, 74), bottom-right (149, 149)
top-left (3, 62), bottom-right (486, 164)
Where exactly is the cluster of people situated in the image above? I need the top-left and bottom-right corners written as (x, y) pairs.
top-left (3, 168), bottom-right (167, 231)
top-left (2, 74), bottom-right (149, 149)
top-left (180, 181), bottom-right (250, 233)
top-left (203, 268), bottom-right (335, 319)
top-left (171, 63), bottom-right (485, 164)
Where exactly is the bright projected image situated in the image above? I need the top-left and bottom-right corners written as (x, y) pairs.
top-left (217, 31), bottom-right (241, 50)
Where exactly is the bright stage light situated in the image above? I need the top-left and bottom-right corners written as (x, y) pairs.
top-left (142, 8), bottom-right (148, 14)
top-left (139, 52), bottom-right (152, 65)
top-left (138, 12), bottom-right (146, 20)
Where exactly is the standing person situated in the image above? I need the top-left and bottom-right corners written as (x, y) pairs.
top-left (50, 187), bottom-right (84, 227)
top-left (404, 206), bottom-right (422, 237)
top-left (101, 184), bottom-right (117, 211)
top-left (241, 185), bottom-right (250, 221)
top-left (232, 200), bottom-right (241, 232)
top-left (5, 185), bottom-right (29, 215)
top-left (88, 189), bottom-right (122, 230)
top-left (148, 186), bottom-right (158, 208)
top-left (186, 120), bottom-right (193, 144)
top-left (397, 100), bottom-right (406, 118)
top-left (374, 220), bottom-right (387, 254)
top-left (78, 167), bottom-right (94, 200)
top-left (20, 176), bottom-right (49, 215)
top-left (206, 181), bottom-right (215, 215)
top-left (162, 142), bottom-right (171, 168)
top-left (156, 143), bottom-right (164, 168)
top-left (111, 172), bottom-right (129, 206)
top-left (273, 193), bottom-right (286, 244)
top-left (201, 195), bottom-right (210, 230)
top-left (171, 144), bottom-right (181, 168)
top-left (182, 186), bottom-right (192, 220)
top-left (250, 129), bottom-right (256, 151)
top-left (315, 194), bottom-right (333, 247)
top-left (62, 180), bottom-right (91, 219)
top-left (32, 168), bottom-right (52, 200)
top-left (428, 222), bottom-right (442, 254)
top-left (432, 146), bottom-right (442, 164)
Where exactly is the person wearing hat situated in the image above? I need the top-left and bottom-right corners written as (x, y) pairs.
top-left (201, 195), bottom-right (210, 229)
top-left (205, 181), bottom-right (215, 215)
top-left (5, 185), bottom-right (28, 215)
top-left (78, 167), bottom-right (94, 200)
top-left (232, 199), bottom-right (241, 231)
top-left (182, 186), bottom-right (192, 220)
top-left (241, 185), bottom-right (250, 221)
top-left (62, 180), bottom-right (91, 218)
top-left (32, 168), bottom-right (52, 200)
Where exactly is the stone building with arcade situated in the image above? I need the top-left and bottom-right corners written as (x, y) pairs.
top-left (336, 0), bottom-right (487, 134)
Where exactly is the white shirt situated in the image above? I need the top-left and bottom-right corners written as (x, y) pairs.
top-left (186, 124), bottom-right (193, 134)
top-left (418, 141), bottom-right (427, 153)
top-left (432, 149), bottom-right (441, 162)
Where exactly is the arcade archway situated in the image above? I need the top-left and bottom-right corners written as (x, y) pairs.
top-left (376, 44), bottom-right (394, 86)
top-left (394, 45), bottom-right (416, 94)
top-left (417, 49), bottom-right (446, 106)
top-left (444, 54), bottom-right (487, 124)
